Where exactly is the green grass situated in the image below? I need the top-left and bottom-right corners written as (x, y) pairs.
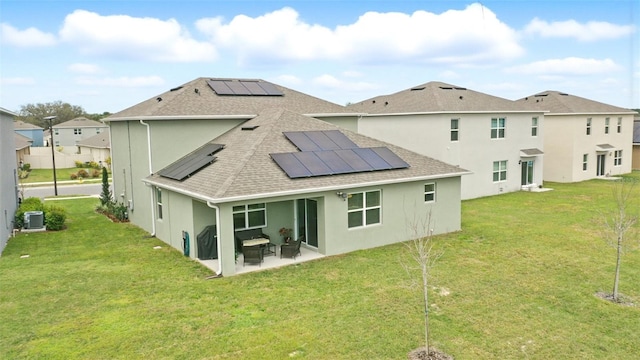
top-left (1, 181), bottom-right (639, 359)
top-left (20, 168), bottom-right (108, 184)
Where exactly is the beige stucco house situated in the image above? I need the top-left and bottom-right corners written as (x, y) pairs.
top-left (516, 91), bottom-right (635, 182)
top-left (105, 77), bottom-right (468, 276)
top-left (15, 133), bottom-right (32, 166)
top-left (51, 117), bottom-right (108, 149)
top-left (629, 115), bottom-right (640, 170)
top-left (347, 81), bottom-right (545, 199)
top-left (1, 107), bottom-right (18, 255)
top-left (76, 131), bottom-right (111, 165)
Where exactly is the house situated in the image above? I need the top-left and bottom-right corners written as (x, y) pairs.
top-left (347, 81), bottom-right (546, 199)
top-left (76, 131), bottom-right (111, 165)
top-left (15, 133), bottom-right (33, 166)
top-left (516, 91), bottom-right (636, 182)
top-left (1, 107), bottom-right (19, 255)
top-left (52, 117), bottom-right (108, 150)
top-left (14, 120), bottom-right (44, 147)
top-left (631, 114), bottom-right (640, 170)
top-left (105, 77), bottom-right (467, 276)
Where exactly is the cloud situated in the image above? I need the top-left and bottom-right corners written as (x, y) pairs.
top-left (0, 23), bottom-right (56, 47)
top-left (68, 63), bottom-right (103, 74)
top-left (312, 74), bottom-right (378, 92)
top-left (524, 18), bottom-right (635, 42)
top-left (0, 77), bottom-right (36, 85)
top-left (74, 75), bottom-right (165, 87)
top-left (274, 74), bottom-right (303, 86)
top-left (59, 10), bottom-right (217, 62)
top-left (506, 57), bottom-right (621, 75)
top-left (196, 3), bottom-right (523, 67)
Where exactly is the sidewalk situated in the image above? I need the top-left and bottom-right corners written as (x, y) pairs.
top-left (20, 178), bottom-right (111, 187)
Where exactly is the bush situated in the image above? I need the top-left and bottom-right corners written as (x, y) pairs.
top-left (70, 173), bottom-right (78, 180)
top-left (14, 197), bottom-right (44, 229)
top-left (75, 160), bottom-right (84, 168)
top-left (77, 169), bottom-right (89, 179)
top-left (44, 205), bottom-right (66, 231)
top-left (91, 169), bottom-right (101, 178)
top-left (89, 161), bottom-right (100, 169)
top-left (112, 203), bottom-right (128, 221)
top-left (21, 163), bottom-right (31, 171)
top-left (105, 157), bottom-right (111, 167)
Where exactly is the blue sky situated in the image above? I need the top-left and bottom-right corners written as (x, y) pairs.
top-left (1, 0), bottom-right (638, 114)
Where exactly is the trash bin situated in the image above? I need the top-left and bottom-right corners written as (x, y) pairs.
top-left (197, 225), bottom-right (218, 260)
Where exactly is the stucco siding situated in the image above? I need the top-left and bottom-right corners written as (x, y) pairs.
top-left (1, 110), bottom-right (18, 255)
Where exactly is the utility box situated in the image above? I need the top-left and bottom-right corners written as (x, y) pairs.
top-left (24, 211), bottom-right (44, 229)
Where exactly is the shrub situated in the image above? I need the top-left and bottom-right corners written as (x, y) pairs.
top-left (91, 169), bottom-right (101, 178)
top-left (89, 161), bottom-right (100, 169)
top-left (100, 167), bottom-right (112, 206)
top-left (77, 169), bottom-right (89, 179)
top-left (112, 203), bottom-right (128, 221)
top-left (70, 173), bottom-right (78, 180)
top-left (21, 163), bottom-right (31, 171)
top-left (105, 157), bottom-right (111, 167)
top-left (14, 197), bottom-right (44, 229)
top-left (44, 205), bottom-right (66, 231)
top-left (18, 169), bottom-right (30, 179)
top-left (75, 160), bottom-right (84, 168)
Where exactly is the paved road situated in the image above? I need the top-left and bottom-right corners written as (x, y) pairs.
top-left (23, 183), bottom-right (108, 199)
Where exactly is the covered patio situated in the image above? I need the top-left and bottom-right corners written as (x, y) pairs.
top-left (198, 245), bottom-right (325, 275)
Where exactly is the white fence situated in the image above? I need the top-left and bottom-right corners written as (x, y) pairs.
top-left (22, 147), bottom-right (92, 169)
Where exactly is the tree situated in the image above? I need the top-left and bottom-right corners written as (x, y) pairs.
top-left (402, 212), bottom-right (446, 359)
top-left (601, 178), bottom-right (639, 302)
top-left (16, 101), bottom-right (86, 128)
top-left (100, 167), bottom-right (112, 206)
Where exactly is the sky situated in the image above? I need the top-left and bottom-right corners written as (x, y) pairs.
top-left (1, 0), bottom-right (638, 114)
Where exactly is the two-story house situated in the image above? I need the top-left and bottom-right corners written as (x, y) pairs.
top-left (1, 107), bottom-right (18, 255)
top-left (14, 120), bottom-right (44, 147)
top-left (52, 117), bottom-right (108, 150)
top-left (348, 81), bottom-right (546, 199)
top-left (516, 91), bottom-right (635, 182)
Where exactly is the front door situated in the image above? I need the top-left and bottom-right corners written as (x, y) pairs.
top-left (521, 160), bottom-right (534, 186)
top-left (296, 199), bottom-right (318, 248)
top-left (597, 154), bottom-right (606, 176)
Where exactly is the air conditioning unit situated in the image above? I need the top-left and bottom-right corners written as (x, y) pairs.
top-left (24, 211), bottom-right (44, 229)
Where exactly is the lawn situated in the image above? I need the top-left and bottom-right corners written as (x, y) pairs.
top-left (19, 168), bottom-right (109, 184)
top-left (1, 180), bottom-right (639, 359)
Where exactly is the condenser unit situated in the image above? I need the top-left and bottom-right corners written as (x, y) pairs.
top-left (24, 211), bottom-right (44, 229)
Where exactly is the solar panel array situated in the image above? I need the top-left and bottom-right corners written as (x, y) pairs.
top-left (271, 131), bottom-right (409, 179)
top-left (206, 79), bottom-right (284, 96)
top-left (158, 143), bottom-right (224, 181)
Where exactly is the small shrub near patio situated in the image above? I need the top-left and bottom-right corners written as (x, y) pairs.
top-left (44, 205), bottom-right (67, 231)
top-left (89, 161), bottom-right (100, 169)
top-left (77, 169), bottom-right (89, 179)
top-left (75, 160), bottom-right (84, 168)
top-left (70, 173), bottom-right (78, 180)
top-left (91, 169), bottom-right (101, 178)
top-left (14, 197), bottom-right (45, 229)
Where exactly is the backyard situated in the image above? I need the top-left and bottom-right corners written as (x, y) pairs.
top-left (1, 179), bottom-right (639, 358)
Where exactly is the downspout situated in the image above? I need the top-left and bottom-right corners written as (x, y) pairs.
top-left (206, 201), bottom-right (222, 275)
top-left (140, 120), bottom-right (156, 236)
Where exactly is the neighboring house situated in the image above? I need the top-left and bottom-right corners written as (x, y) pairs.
top-left (105, 77), bottom-right (468, 276)
top-left (347, 81), bottom-right (545, 200)
top-left (15, 133), bottom-right (32, 166)
top-left (14, 120), bottom-right (44, 147)
top-left (76, 131), bottom-right (111, 165)
top-left (632, 114), bottom-right (640, 170)
top-left (516, 91), bottom-right (635, 182)
top-left (1, 107), bottom-right (19, 255)
top-left (52, 117), bottom-right (108, 148)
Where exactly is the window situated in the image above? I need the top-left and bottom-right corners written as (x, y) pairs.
top-left (54, 129), bottom-right (59, 135)
top-left (586, 118), bottom-right (592, 135)
top-left (492, 160), bottom-right (507, 182)
top-left (233, 203), bottom-right (266, 230)
top-left (424, 183), bottom-right (436, 202)
top-left (96, 128), bottom-right (101, 134)
top-left (617, 117), bottom-right (622, 133)
top-left (348, 190), bottom-right (381, 228)
top-left (491, 117), bottom-right (505, 139)
top-left (156, 188), bottom-right (163, 220)
top-left (74, 128), bottom-right (82, 135)
top-left (605, 118), bottom-right (610, 134)
top-left (583, 154), bottom-right (588, 171)
top-left (450, 119), bottom-right (459, 141)
top-left (614, 150), bottom-right (622, 166)
top-left (531, 117), bottom-right (538, 137)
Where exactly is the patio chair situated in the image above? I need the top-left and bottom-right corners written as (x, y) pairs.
top-left (280, 236), bottom-right (303, 260)
top-left (243, 246), bottom-right (264, 267)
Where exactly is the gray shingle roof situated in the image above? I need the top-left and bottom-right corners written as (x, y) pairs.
top-left (348, 81), bottom-right (539, 114)
top-left (15, 133), bottom-right (32, 150)
top-left (515, 91), bottom-right (635, 114)
top-left (13, 120), bottom-right (43, 130)
top-left (76, 131), bottom-right (110, 148)
top-left (146, 108), bottom-right (468, 202)
top-left (55, 117), bottom-right (108, 128)
top-left (107, 77), bottom-right (360, 120)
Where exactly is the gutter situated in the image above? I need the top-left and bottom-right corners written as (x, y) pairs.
top-left (107, 114), bottom-right (256, 122)
top-left (140, 120), bottom-right (156, 236)
top-left (361, 110), bottom-right (548, 117)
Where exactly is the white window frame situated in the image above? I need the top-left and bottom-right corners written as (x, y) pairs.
top-left (586, 118), bottom-right (592, 135)
top-left (531, 117), bottom-right (538, 137)
top-left (492, 160), bottom-right (507, 182)
top-left (424, 183), bottom-right (436, 203)
top-left (605, 118), bottom-right (610, 134)
top-left (450, 119), bottom-right (459, 142)
top-left (614, 150), bottom-right (622, 166)
top-left (583, 154), bottom-right (588, 171)
top-left (156, 188), bottom-right (163, 220)
top-left (233, 203), bottom-right (266, 230)
top-left (491, 117), bottom-right (506, 139)
top-left (617, 117), bottom-right (622, 133)
top-left (74, 128), bottom-right (82, 135)
top-left (348, 190), bottom-right (381, 229)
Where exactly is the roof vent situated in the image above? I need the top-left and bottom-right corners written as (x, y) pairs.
top-left (454, 87), bottom-right (467, 90)
top-left (170, 86), bottom-right (183, 92)
top-left (372, 100), bottom-right (376, 104)
top-left (439, 86), bottom-right (453, 90)
top-left (411, 86), bottom-right (425, 91)
top-left (384, 101), bottom-right (388, 106)
top-left (241, 125), bottom-right (259, 131)
top-left (459, 96), bottom-right (463, 100)
top-left (156, 97), bottom-right (162, 102)
top-left (559, 93), bottom-right (569, 96)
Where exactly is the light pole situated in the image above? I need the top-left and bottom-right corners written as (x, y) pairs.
top-left (44, 115), bottom-right (58, 196)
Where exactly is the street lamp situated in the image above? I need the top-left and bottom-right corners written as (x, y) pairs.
top-left (44, 115), bottom-right (58, 196)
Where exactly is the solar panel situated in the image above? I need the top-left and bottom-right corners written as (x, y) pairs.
top-left (305, 131), bottom-right (341, 150)
top-left (226, 80), bottom-right (252, 95)
top-left (206, 80), bottom-right (234, 95)
top-left (256, 81), bottom-right (284, 96)
top-left (293, 152), bottom-right (333, 176)
top-left (323, 130), bottom-right (358, 149)
top-left (315, 150), bottom-right (354, 173)
top-left (158, 143), bottom-right (223, 181)
top-left (271, 153), bottom-right (313, 178)
top-left (353, 148), bottom-right (392, 170)
top-left (241, 81), bottom-right (268, 95)
top-left (371, 147), bottom-right (410, 169)
top-left (283, 132), bottom-right (321, 152)
top-left (335, 149), bottom-right (374, 172)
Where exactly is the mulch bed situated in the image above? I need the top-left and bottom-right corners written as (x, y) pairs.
top-left (408, 347), bottom-right (453, 360)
